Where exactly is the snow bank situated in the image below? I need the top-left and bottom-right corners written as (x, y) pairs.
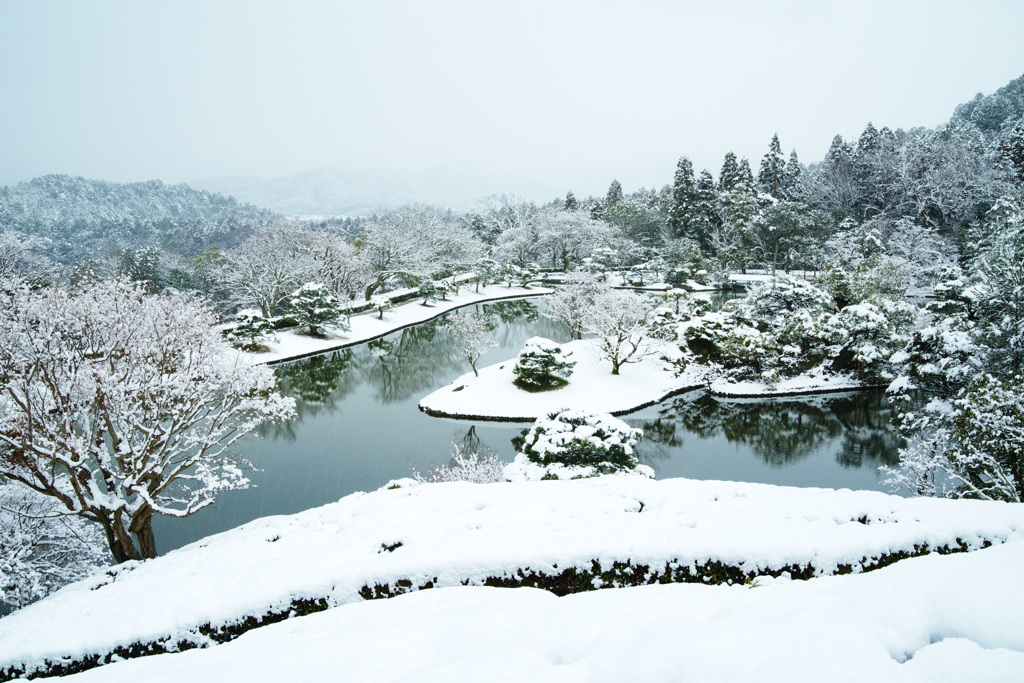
top-left (419, 338), bottom-right (708, 420)
top-left (2, 477), bottom-right (1023, 679)
top-left (51, 539), bottom-right (1024, 682)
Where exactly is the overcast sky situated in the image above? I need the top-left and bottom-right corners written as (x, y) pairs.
top-left (2, 0), bottom-right (1022, 198)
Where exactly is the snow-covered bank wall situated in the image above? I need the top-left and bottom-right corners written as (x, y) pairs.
top-left (2, 477), bottom-right (1023, 680)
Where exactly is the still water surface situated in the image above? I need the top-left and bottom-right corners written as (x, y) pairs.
top-left (154, 296), bottom-right (903, 553)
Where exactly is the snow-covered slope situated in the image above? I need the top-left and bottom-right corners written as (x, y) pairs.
top-left (2, 477), bottom-right (1023, 680)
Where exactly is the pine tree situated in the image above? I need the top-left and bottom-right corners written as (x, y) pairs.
top-left (667, 156), bottom-right (697, 240)
top-left (780, 150), bottom-right (803, 200)
top-left (997, 120), bottom-right (1024, 185)
top-left (758, 134), bottom-right (786, 198)
top-left (287, 282), bottom-right (346, 337)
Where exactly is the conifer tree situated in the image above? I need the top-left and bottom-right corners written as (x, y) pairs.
top-left (758, 134), bottom-right (786, 198)
top-left (564, 191), bottom-right (579, 211)
top-left (718, 152), bottom-right (742, 192)
top-left (605, 179), bottom-right (624, 208)
top-left (667, 156), bottom-right (697, 240)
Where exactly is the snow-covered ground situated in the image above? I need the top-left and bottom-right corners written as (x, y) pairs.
top-left (46, 541), bottom-right (1024, 682)
top-left (236, 284), bottom-right (551, 365)
top-left (3, 477), bottom-right (1023, 680)
top-left (419, 337), bottom-right (708, 420)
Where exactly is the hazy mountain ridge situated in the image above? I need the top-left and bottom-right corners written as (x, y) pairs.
top-left (189, 166), bottom-right (564, 216)
top-left (0, 175), bottom-right (275, 260)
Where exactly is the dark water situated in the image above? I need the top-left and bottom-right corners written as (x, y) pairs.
top-left (153, 297), bottom-right (903, 553)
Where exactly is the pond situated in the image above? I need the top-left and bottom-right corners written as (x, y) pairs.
top-left (153, 296), bottom-right (904, 554)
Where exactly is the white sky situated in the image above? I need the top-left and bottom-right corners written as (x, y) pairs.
top-left (1, 0), bottom-right (1023, 197)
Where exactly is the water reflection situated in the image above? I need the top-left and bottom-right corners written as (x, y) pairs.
top-left (635, 392), bottom-right (901, 469)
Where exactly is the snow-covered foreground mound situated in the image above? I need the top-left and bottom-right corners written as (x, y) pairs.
top-left (2, 478), bottom-right (1023, 679)
top-left (53, 541), bottom-right (1024, 682)
top-left (419, 338), bottom-right (707, 419)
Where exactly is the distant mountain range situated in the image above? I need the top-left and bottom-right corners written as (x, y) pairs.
top-left (188, 166), bottom-right (565, 216)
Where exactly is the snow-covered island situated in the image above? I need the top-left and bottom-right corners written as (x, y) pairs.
top-left (420, 337), bottom-right (709, 420)
top-left (2, 477), bottom-right (1023, 682)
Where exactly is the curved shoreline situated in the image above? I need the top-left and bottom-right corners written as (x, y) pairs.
top-left (236, 286), bottom-right (552, 366)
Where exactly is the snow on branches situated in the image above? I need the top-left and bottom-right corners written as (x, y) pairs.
top-left (0, 277), bottom-right (296, 562)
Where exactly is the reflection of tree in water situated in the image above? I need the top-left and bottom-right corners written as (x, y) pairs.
top-left (637, 390), bottom-right (902, 469)
top-left (487, 299), bottom-right (539, 325)
top-left (484, 299), bottom-right (569, 349)
top-left (829, 392), bottom-right (904, 468)
top-left (261, 349), bottom-right (359, 441)
top-left (628, 416), bottom-right (682, 468)
top-left (275, 349), bottom-right (357, 407)
top-left (358, 323), bottom-right (464, 403)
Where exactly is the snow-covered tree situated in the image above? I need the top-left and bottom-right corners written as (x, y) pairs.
top-left (735, 273), bottom-right (836, 328)
top-left (446, 310), bottom-right (497, 377)
top-left (221, 224), bottom-right (318, 318)
top-left (359, 206), bottom-right (481, 300)
top-left (513, 337), bottom-right (576, 390)
top-left (584, 289), bottom-right (658, 375)
top-left (504, 410), bottom-right (648, 481)
top-left (533, 208), bottom-right (611, 272)
top-left (0, 278), bottom-right (296, 562)
top-left (0, 482), bottom-right (109, 610)
top-left (287, 282), bottom-right (346, 337)
top-left (544, 271), bottom-right (609, 340)
top-left (883, 373), bottom-right (1024, 502)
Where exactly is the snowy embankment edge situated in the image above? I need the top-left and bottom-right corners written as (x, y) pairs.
top-left (236, 285), bottom-right (552, 366)
top-left (3, 477), bottom-right (1024, 681)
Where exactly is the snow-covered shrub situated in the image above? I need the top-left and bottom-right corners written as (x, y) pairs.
top-left (504, 409), bottom-right (649, 481)
top-left (647, 307), bottom-right (680, 342)
top-left (287, 282), bottom-right (347, 337)
top-left (222, 308), bottom-right (275, 351)
top-left (513, 337), bottom-right (576, 391)
top-left (735, 273), bottom-right (836, 328)
top-left (411, 444), bottom-right (506, 484)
